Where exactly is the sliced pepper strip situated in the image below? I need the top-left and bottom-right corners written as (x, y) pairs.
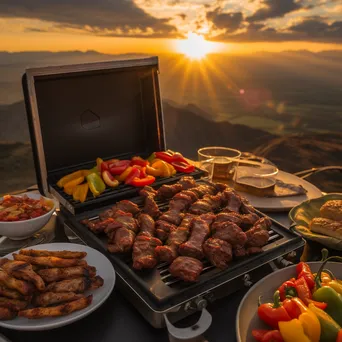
top-left (116, 167), bottom-right (133, 182)
top-left (109, 160), bottom-right (131, 175)
top-left (86, 173), bottom-right (106, 197)
top-left (146, 164), bottom-right (163, 177)
top-left (131, 156), bottom-right (149, 167)
top-left (155, 151), bottom-right (174, 164)
top-left (63, 176), bottom-right (84, 190)
top-left (57, 170), bottom-right (84, 188)
top-left (130, 175), bottom-right (156, 187)
top-left (72, 183), bottom-right (88, 203)
top-left (102, 171), bottom-right (119, 188)
top-left (152, 160), bottom-right (171, 177)
top-left (125, 168), bottom-right (141, 185)
top-left (171, 161), bottom-right (195, 173)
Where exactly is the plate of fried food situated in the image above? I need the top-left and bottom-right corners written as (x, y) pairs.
top-left (289, 193), bottom-right (342, 250)
top-left (0, 243), bottom-right (115, 330)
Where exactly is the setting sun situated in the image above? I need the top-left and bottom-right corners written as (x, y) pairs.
top-left (176, 32), bottom-right (218, 59)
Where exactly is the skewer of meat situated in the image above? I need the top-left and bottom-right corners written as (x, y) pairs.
top-left (132, 214), bottom-right (162, 270)
top-left (189, 193), bottom-right (222, 215)
top-left (169, 256), bottom-right (203, 282)
top-left (211, 221), bottom-right (247, 246)
top-left (178, 217), bottom-right (210, 259)
top-left (245, 217), bottom-right (271, 254)
top-left (155, 214), bottom-right (194, 263)
top-left (178, 176), bottom-right (198, 190)
top-left (221, 189), bottom-right (242, 212)
top-left (157, 184), bottom-right (183, 200)
top-left (139, 186), bottom-right (161, 219)
top-left (155, 220), bottom-right (177, 242)
top-left (99, 200), bottom-right (140, 220)
top-left (203, 238), bottom-right (233, 269)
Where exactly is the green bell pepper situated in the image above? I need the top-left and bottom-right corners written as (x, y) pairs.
top-left (309, 303), bottom-right (341, 342)
top-left (86, 172), bottom-right (106, 197)
top-left (313, 256), bottom-right (342, 326)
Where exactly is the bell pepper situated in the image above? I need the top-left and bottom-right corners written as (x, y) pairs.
top-left (167, 163), bottom-right (177, 176)
top-left (124, 167), bottom-right (141, 185)
top-left (313, 256), bottom-right (342, 326)
top-left (278, 278), bottom-right (297, 301)
top-left (147, 152), bottom-right (156, 163)
top-left (337, 330), bottom-right (342, 342)
top-left (131, 156), bottom-right (149, 167)
top-left (252, 329), bottom-right (284, 342)
top-left (100, 161), bottom-right (109, 172)
top-left (109, 160), bottom-right (131, 175)
top-left (57, 170), bottom-right (84, 188)
top-left (96, 157), bottom-right (104, 172)
top-left (283, 298), bottom-right (302, 319)
top-left (88, 166), bottom-right (100, 175)
top-left (146, 164), bottom-right (163, 177)
top-left (296, 262), bottom-right (315, 290)
top-left (72, 183), bottom-right (89, 203)
top-left (309, 303), bottom-right (341, 342)
top-left (86, 173), bottom-right (106, 197)
top-left (102, 171), bottom-right (119, 188)
top-left (171, 152), bottom-right (189, 164)
top-left (314, 271), bottom-right (334, 285)
top-left (155, 151), bottom-right (175, 164)
top-left (279, 319), bottom-right (311, 342)
top-left (171, 161), bottom-right (195, 174)
top-left (63, 176), bottom-right (85, 195)
top-left (258, 291), bottom-right (291, 329)
top-left (140, 167), bottom-right (147, 178)
top-left (294, 277), bottom-right (311, 305)
top-left (116, 167), bottom-right (133, 182)
top-left (152, 160), bottom-right (172, 177)
top-left (130, 175), bottom-right (156, 187)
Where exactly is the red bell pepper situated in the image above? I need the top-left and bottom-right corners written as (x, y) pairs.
top-left (100, 161), bottom-right (109, 172)
top-left (109, 160), bottom-right (131, 175)
top-left (131, 156), bottom-right (149, 167)
top-left (294, 277), bottom-right (311, 305)
top-left (282, 298), bottom-right (302, 319)
top-left (171, 161), bottom-right (195, 174)
top-left (296, 262), bottom-right (315, 289)
top-left (155, 151), bottom-right (174, 164)
top-left (307, 299), bottom-right (328, 310)
top-left (252, 329), bottom-right (284, 342)
top-left (125, 167), bottom-right (141, 185)
top-left (140, 167), bottom-right (147, 178)
top-left (278, 278), bottom-right (297, 301)
top-left (257, 291), bottom-right (291, 329)
top-left (171, 152), bottom-right (189, 164)
top-left (130, 175), bottom-right (155, 187)
top-left (336, 329), bottom-right (342, 342)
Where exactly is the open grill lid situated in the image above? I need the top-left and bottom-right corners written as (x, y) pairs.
top-left (22, 57), bottom-right (165, 200)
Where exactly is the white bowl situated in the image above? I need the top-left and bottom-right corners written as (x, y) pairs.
top-left (0, 193), bottom-right (57, 240)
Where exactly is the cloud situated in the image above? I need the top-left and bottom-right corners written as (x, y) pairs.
top-left (0, 0), bottom-right (178, 38)
top-left (247, 0), bottom-right (302, 22)
top-left (206, 8), bottom-right (244, 32)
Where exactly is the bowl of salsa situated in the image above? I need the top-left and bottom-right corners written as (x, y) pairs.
top-left (0, 193), bottom-right (57, 240)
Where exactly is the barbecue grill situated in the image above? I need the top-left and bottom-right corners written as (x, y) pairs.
top-left (22, 57), bottom-right (305, 339)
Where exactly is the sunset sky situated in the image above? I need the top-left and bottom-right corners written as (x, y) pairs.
top-left (1, 0), bottom-right (342, 54)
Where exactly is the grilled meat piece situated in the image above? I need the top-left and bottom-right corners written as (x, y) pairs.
top-left (203, 194), bottom-right (222, 211)
top-left (0, 269), bottom-right (34, 296)
top-left (233, 245), bottom-right (247, 258)
top-left (0, 307), bottom-right (16, 320)
top-left (199, 213), bottom-right (216, 226)
top-left (143, 195), bottom-right (161, 219)
top-left (0, 297), bottom-right (29, 311)
top-left (189, 200), bottom-right (212, 215)
top-left (159, 210), bottom-right (183, 226)
top-left (203, 238), bottom-right (233, 269)
top-left (221, 189), bottom-right (242, 212)
top-left (179, 217), bottom-right (210, 259)
top-left (19, 249), bottom-right (86, 259)
top-left (157, 184), bottom-right (182, 199)
top-left (155, 220), bottom-right (177, 242)
top-left (246, 218), bottom-right (271, 247)
top-left (107, 227), bottom-right (136, 253)
top-left (132, 235), bottom-right (162, 270)
top-left (0, 284), bottom-right (26, 300)
top-left (191, 184), bottom-right (217, 197)
top-left (19, 295), bottom-right (93, 319)
top-left (138, 213), bottom-right (155, 236)
top-left (104, 210), bottom-right (138, 235)
top-left (240, 201), bottom-right (256, 215)
top-left (181, 190), bottom-right (199, 202)
top-left (215, 212), bottom-right (243, 226)
top-left (240, 213), bottom-right (260, 230)
top-left (46, 276), bottom-right (103, 293)
top-left (214, 182), bottom-right (228, 192)
top-left (212, 221), bottom-right (247, 246)
top-left (2, 260), bottom-right (45, 291)
top-left (179, 176), bottom-right (197, 190)
top-left (0, 258), bottom-right (9, 267)
top-left (247, 247), bottom-right (263, 255)
top-left (82, 218), bottom-right (119, 234)
top-left (114, 200), bottom-right (140, 216)
top-left (38, 266), bottom-right (96, 283)
top-left (12, 254), bottom-right (87, 268)
top-left (34, 292), bottom-right (84, 307)
top-left (169, 193), bottom-right (193, 212)
top-left (155, 214), bottom-right (194, 263)
top-left (169, 256), bottom-right (203, 282)
top-left (139, 186), bottom-right (157, 198)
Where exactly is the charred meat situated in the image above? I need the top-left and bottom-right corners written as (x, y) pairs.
top-left (169, 193), bottom-right (193, 212)
top-left (142, 195), bottom-right (161, 219)
top-left (233, 245), bottom-right (247, 258)
top-left (139, 186), bottom-right (157, 198)
top-left (169, 256), bottom-right (203, 282)
top-left (215, 212), bottom-right (243, 226)
top-left (178, 176), bottom-right (197, 190)
top-left (203, 238), bottom-right (233, 269)
top-left (104, 210), bottom-right (138, 235)
top-left (132, 235), bottom-right (162, 270)
top-left (246, 218), bottom-right (271, 247)
top-left (107, 227), bottom-right (136, 253)
top-left (137, 213), bottom-right (155, 237)
top-left (155, 220), bottom-right (177, 242)
top-left (212, 221), bottom-right (247, 246)
top-left (221, 189), bottom-right (242, 212)
top-left (157, 184), bottom-right (182, 199)
top-left (159, 210), bottom-right (183, 226)
top-left (179, 217), bottom-right (210, 259)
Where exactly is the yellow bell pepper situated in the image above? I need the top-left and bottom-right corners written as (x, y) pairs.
top-left (152, 160), bottom-right (171, 177)
top-left (72, 183), bottom-right (89, 203)
top-left (146, 164), bottom-right (162, 177)
top-left (116, 167), bottom-right (133, 182)
top-left (86, 173), bottom-right (106, 197)
top-left (63, 176), bottom-right (84, 195)
top-left (279, 298), bottom-right (320, 342)
top-left (64, 184), bottom-right (76, 195)
top-left (167, 163), bottom-right (177, 176)
top-left (57, 170), bottom-right (84, 188)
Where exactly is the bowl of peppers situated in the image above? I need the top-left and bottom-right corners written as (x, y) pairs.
top-left (236, 250), bottom-right (342, 342)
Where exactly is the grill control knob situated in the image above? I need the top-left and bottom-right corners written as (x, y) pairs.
top-left (184, 298), bottom-right (208, 312)
top-left (243, 273), bottom-right (253, 287)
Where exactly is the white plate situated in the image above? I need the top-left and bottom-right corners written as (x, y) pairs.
top-left (235, 170), bottom-right (322, 212)
top-left (0, 243), bottom-right (115, 331)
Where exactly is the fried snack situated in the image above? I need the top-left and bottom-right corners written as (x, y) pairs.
top-left (0, 284), bottom-right (28, 300)
top-left (34, 292), bottom-right (84, 307)
top-left (2, 260), bottom-right (45, 291)
top-left (46, 276), bottom-right (104, 294)
top-left (19, 295), bottom-right (93, 319)
top-left (0, 307), bottom-right (16, 320)
top-left (320, 200), bottom-right (342, 221)
top-left (19, 249), bottom-right (87, 259)
top-left (0, 297), bottom-right (29, 311)
top-left (310, 217), bottom-right (342, 239)
top-left (0, 269), bottom-right (33, 295)
top-left (38, 266), bottom-right (96, 283)
top-left (12, 254), bottom-right (87, 268)
top-left (0, 258), bottom-right (9, 267)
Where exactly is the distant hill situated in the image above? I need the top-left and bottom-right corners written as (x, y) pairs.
top-left (0, 100), bottom-right (341, 194)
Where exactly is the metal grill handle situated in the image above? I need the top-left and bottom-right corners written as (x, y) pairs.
top-left (164, 306), bottom-right (212, 341)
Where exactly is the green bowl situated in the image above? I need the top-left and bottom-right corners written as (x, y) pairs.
top-left (289, 193), bottom-right (342, 250)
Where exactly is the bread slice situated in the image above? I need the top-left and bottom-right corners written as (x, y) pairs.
top-left (310, 217), bottom-right (342, 239)
top-left (320, 200), bottom-right (342, 221)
